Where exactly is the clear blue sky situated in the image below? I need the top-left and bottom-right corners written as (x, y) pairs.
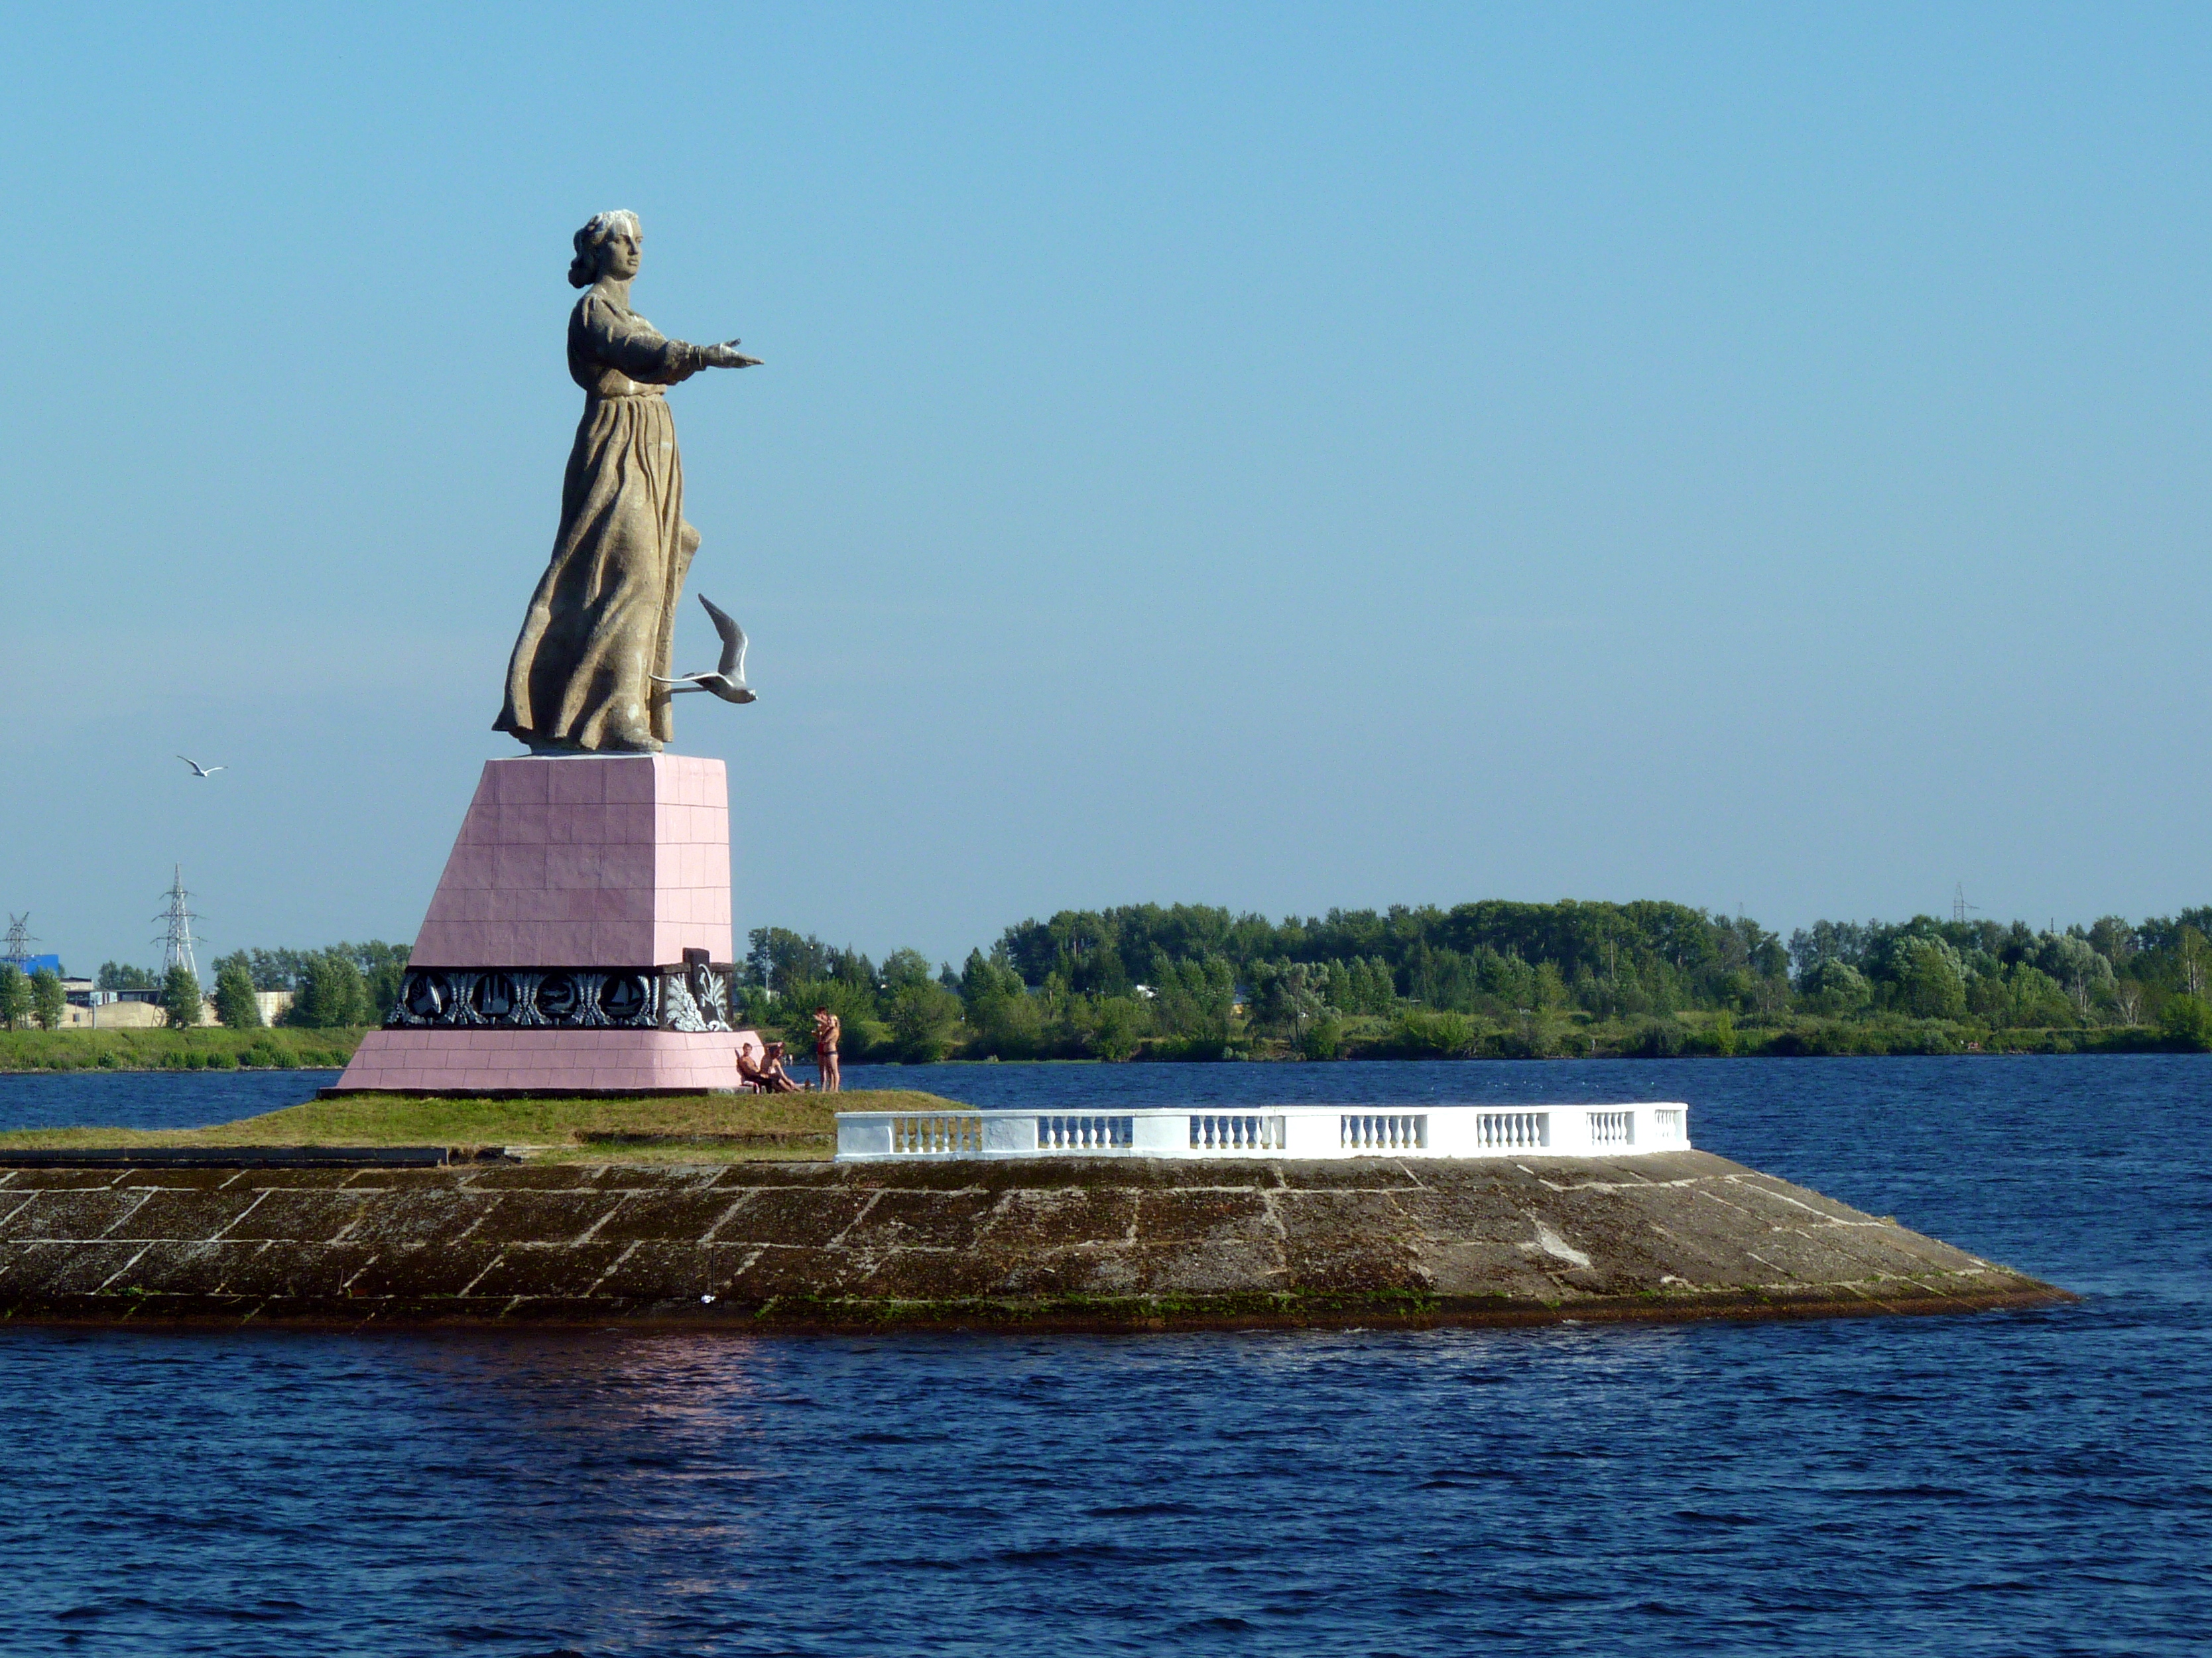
top-left (4, 4), bottom-right (2208, 974)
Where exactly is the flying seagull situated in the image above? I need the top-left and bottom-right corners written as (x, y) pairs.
top-left (176, 755), bottom-right (227, 778)
top-left (652, 594), bottom-right (757, 703)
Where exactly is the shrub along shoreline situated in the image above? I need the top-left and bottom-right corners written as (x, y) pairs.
top-left (0, 1028), bottom-right (367, 1074)
top-left (0, 1015), bottom-right (2200, 1074)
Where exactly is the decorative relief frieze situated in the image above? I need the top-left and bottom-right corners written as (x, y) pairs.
top-left (390, 966), bottom-right (735, 1033)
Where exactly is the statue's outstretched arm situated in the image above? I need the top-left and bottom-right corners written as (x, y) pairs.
top-left (583, 298), bottom-right (757, 383)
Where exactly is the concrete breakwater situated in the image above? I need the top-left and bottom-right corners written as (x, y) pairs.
top-left (0, 1151), bottom-right (2065, 1330)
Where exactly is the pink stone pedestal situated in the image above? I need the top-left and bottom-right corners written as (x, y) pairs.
top-left (334, 754), bottom-right (763, 1096)
top-left (336, 1027), bottom-right (761, 1096)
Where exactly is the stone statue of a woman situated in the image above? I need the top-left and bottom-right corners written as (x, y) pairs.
top-left (495, 211), bottom-right (759, 753)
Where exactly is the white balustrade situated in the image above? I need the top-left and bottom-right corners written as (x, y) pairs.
top-left (1341, 1114), bottom-right (1426, 1151)
top-left (836, 1102), bottom-right (1691, 1162)
top-left (1587, 1110), bottom-right (1632, 1147)
top-left (1476, 1111), bottom-right (1548, 1151)
top-left (1190, 1114), bottom-right (1286, 1151)
top-left (889, 1114), bottom-right (983, 1156)
top-left (1038, 1115), bottom-right (1134, 1151)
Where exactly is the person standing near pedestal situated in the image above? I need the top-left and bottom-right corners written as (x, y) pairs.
top-left (495, 210), bottom-right (761, 754)
top-left (814, 1006), bottom-right (841, 1092)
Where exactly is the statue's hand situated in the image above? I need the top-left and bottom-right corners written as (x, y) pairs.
top-left (706, 340), bottom-right (763, 369)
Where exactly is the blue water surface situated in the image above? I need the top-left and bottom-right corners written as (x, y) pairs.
top-left (0, 1056), bottom-right (2206, 1655)
top-left (0, 1068), bottom-right (340, 1133)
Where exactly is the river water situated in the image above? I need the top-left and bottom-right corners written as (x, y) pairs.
top-left (1, 1056), bottom-right (2205, 1654)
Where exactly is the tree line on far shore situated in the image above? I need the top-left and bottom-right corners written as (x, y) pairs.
top-left (60, 944), bottom-right (412, 1032)
top-left (42, 897), bottom-right (2212, 1060)
top-left (733, 899), bottom-right (2212, 1062)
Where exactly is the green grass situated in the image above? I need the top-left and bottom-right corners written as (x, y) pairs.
top-left (0, 1027), bottom-right (367, 1072)
top-left (0, 1087), bottom-right (965, 1161)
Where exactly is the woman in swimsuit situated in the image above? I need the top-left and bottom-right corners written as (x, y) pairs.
top-left (814, 1007), bottom-right (842, 1093)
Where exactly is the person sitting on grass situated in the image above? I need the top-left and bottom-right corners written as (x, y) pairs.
top-left (738, 1039), bottom-right (810, 1093)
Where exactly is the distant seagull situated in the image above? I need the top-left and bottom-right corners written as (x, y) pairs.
top-left (176, 755), bottom-right (227, 778)
top-left (652, 594), bottom-right (757, 703)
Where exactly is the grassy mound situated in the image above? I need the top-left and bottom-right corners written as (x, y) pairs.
top-left (0, 1088), bottom-right (964, 1162)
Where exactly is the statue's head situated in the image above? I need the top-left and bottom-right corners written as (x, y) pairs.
top-left (568, 210), bottom-right (643, 288)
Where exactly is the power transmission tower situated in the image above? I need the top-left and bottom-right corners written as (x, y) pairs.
top-left (2, 914), bottom-right (34, 972)
top-left (154, 867), bottom-right (199, 979)
top-left (1951, 883), bottom-right (1977, 926)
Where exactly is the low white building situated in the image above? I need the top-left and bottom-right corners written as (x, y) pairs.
top-left (55, 986), bottom-right (292, 1029)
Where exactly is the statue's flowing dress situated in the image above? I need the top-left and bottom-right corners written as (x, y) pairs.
top-left (495, 291), bottom-right (711, 752)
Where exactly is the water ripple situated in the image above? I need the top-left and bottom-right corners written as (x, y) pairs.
top-left (0, 1057), bottom-right (2207, 1653)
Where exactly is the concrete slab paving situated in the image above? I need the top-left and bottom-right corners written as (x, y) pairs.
top-left (0, 1150), bottom-right (2069, 1330)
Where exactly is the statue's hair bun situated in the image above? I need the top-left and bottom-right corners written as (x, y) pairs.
top-left (569, 210), bottom-right (641, 288)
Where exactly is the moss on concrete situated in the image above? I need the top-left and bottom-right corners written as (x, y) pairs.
top-left (0, 1151), bottom-right (2070, 1330)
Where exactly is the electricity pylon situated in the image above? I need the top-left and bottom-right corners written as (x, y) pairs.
top-left (154, 867), bottom-right (199, 979)
top-left (2, 914), bottom-right (34, 972)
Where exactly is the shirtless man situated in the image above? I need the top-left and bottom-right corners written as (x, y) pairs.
top-left (740, 1040), bottom-right (809, 1093)
top-left (813, 1005), bottom-right (842, 1092)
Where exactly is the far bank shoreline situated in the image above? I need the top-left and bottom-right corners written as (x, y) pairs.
top-left (1, 1021), bottom-right (2205, 1075)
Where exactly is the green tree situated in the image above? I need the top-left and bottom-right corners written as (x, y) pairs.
top-left (965, 984), bottom-right (1044, 1058)
top-left (1351, 956), bottom-right (1397, 1013)
top-left (1299, 1012), bottom-right (1347, 1060)
top-left (160, 964), bottom-right (204, 1029)
top-left (1323, 959), bottom-right (1354, 1012)
top-left (958, 946), bottom-right (1026, 1005)
top-left (2180, 927), bottom-right (2212, 998)
top-left (2088, 915), bottom-right (2138, 968)
top-left (888, 978), bottom-right (962, 1062)
top-left (247, 948), bottom-right (312, 991)
top-left (1146, 954), bottom-right (1237, 1047)
top-left (2001, 964), bottom-right (2073, 1029)
top-left (212, 952), bottom-right (264, 1028)
top-left (956, 948), bottom-right (1040, 1058)
top-left (0, 964), bottom-right (29, 1030)
top-left (97, 961), bottom-right (158, 991)
top-left (1087, 995), bottom-right (1146, 1062)
top-left (1799, 958), bottom-right (1871, 1015)
top-left (2034, 933), bottom-right (2114, 1017)
top-left (2161, 993), bottom-right (2212, 1050)
top-left (285, 951), bottom-right (368, 1027)
top-left (29, 968), bottom-right (66, 1031)
top-left (1251, 960), bottom-right (1326, 1039)
top-left (351, 941), bottom-right (410, 1023)
top-left (1890, 936), bottom-right (1967, 1020)
top-left (879, 948), bottom-right (937, 992)
top-left (1532, 960), bottom-right (1568, 1012)
top-left (743, 926), bottom-right (831, 995)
